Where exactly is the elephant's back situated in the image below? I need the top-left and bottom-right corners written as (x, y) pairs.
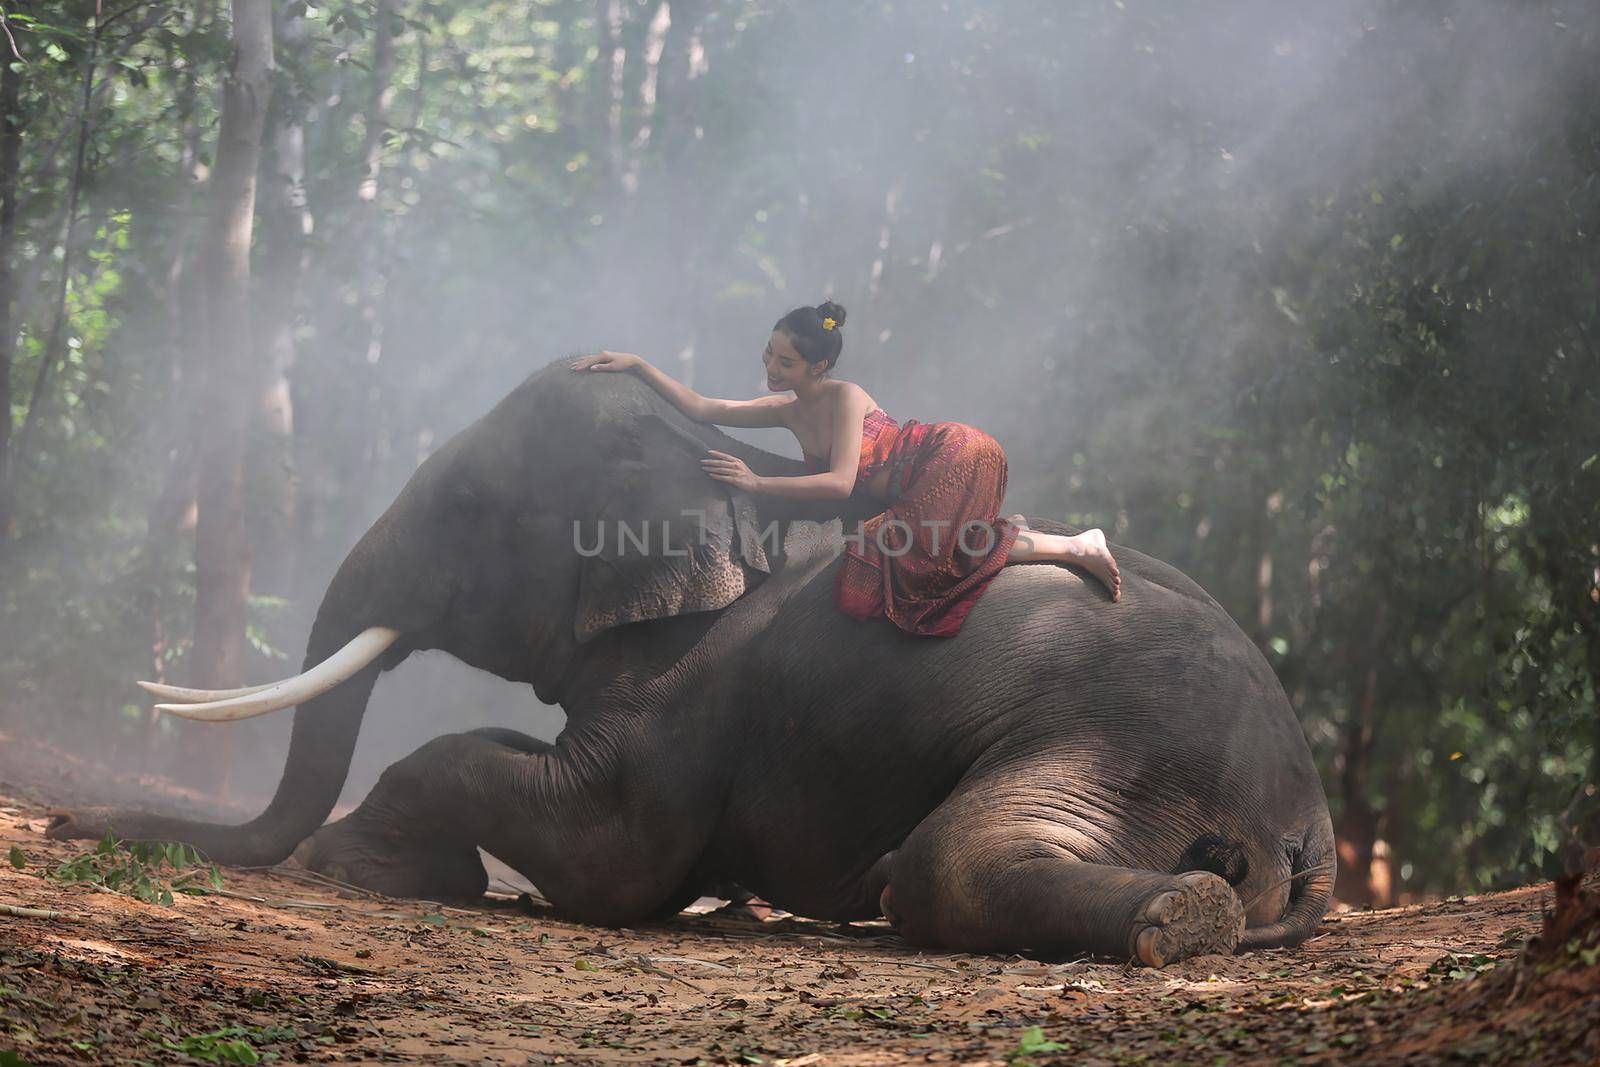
top-left (733, 535), bottom-right (1320, 880)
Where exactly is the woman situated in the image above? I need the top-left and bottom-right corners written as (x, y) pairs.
top-left (572, 301), bottom-right (1120, 636)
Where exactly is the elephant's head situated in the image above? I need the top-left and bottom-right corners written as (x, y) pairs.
top-left (47, 359), bottom-right (824, 864)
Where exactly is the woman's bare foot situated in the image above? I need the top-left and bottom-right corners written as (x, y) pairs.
top-left (1003, 523), bottom-right (1123, 601)
top-left (1063, 528), bottom-right (1121, 601)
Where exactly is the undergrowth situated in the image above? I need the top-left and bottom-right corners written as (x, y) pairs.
top-left (10, 832), bottom-right (223, 906)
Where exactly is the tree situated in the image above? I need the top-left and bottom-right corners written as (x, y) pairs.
top-left (0, 8), bottom-right (22, 542)
top-left (182, 0), bottom-right (274, 795)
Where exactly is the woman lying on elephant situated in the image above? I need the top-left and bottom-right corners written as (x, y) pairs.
top-left (572, 301), bottom-right (1120, 636)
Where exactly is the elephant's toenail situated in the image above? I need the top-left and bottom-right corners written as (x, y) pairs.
top-left (1135, 926), bottom-right (1166, 967)
top-left (1144, 890), bottom-right (1184, 924)
top-left (879, 884), bottom-right (901, 926)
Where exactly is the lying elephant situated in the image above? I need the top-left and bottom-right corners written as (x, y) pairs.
top-left (49, 359), bottom-right (1334, 966)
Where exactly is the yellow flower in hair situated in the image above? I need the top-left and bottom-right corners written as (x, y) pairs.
top-left (821, 317), bottom-right (837, 331)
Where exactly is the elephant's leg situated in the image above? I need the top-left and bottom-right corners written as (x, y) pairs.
top-left (459, 726), bottom-right (554, 755)
top-left (873, 784), bottom-right (1244, 966)
top-left (293, 726), bottom-right (709, 922)
top-left (292, 727), bottom-right (554, 900)
top-left (291, 798), bottom-right (491, 902)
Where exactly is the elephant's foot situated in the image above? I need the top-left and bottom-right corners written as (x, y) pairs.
top-left (1129, 870), bottom-right (1245, 967)
top-left (290, 814), bottom-right (487, 902)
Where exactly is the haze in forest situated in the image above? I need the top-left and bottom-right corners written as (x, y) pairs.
top-left (0, 1), bottom-right (1594, 905)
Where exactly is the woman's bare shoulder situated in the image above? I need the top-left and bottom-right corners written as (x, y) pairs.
top-left (825, 379), bottom-right (878, 413)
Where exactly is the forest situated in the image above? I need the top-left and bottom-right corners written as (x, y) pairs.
top-left (0, 0), bottom-right (1595, 927)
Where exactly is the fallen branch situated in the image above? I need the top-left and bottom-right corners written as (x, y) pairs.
top-left (241, 864), bottom-right (392, 900)
top-left (1, 902), bottom-right (62, 919)
top-left (844, 956), bottom-right (961, 974)
top-left (300, 953), bottom-right (388, 976)
top-left (632, 953), bottom-right (707, 992)
top-left (642, 954), bottom-right (735, 972)
top-left (205, 887), bottom-right (267, 903)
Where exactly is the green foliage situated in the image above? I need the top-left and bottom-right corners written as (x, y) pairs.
top-left (0, 0), bottom-right (1593, 905)
top-left (49, 832), bottom-right (224, 907)
top-left (1009, 1025), bottom-right (1068, 1065)
top-left (156, 1025), bottom-right (297, 1065)
top-left (1424, 952), bottom-right (1498, 982)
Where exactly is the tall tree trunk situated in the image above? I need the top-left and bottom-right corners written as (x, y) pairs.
top-left (647, 0), bottom-right (705, 384)
top-left (358, 0), bottom-right (398, 213)
top-left (140, 16), bottom-right (212, 769)
top-left (252, 0), bottom-right (311, 603)
top-left (621, 0), bottom-right (670, 195)
top-left (349, 0), bottom-right (399, 526)
top-left (0, 8), bottom-right (98, 557)
top-left (654, 0), bottom-right (704, 165)
top-left (600, 0), bottom-right (627, 191)
top-left (1334, 663), bottom-right (1380, 906)
top-left (148, 29), bottom-right (208, 549)
top-left (0, 29), bottom-right (23, 544)
top-left (182, 0), bottom-right (275, 798)
top-left (1334, 603), bottom-right (1389, 907)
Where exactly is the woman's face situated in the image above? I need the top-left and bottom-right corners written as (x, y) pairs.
top-left (762, 330), bottom-right (812, 391)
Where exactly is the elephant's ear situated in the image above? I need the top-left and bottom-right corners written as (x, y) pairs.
top-left (574, 413), bottom-right (773, 643)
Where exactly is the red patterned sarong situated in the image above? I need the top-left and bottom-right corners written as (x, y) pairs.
top-left (834, 420), bottom-right (1019, 637)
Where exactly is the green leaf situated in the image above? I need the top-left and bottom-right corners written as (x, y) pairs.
top-left (7, 845), bottom-right (25, 869)
top-left (1010, 1025), bottom-right (1068, 1062)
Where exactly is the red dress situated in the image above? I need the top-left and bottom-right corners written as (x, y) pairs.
top-left (803, 409), bottom-right (1019, 637)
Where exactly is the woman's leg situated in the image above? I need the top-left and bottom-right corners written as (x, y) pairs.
top-left (1004, 516), bottom-right (1122, 601)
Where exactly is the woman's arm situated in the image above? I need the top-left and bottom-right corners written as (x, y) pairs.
top-left (572, 351), bottom-right (790, 428)
top-left (702, 388), bottom-right (873, 501)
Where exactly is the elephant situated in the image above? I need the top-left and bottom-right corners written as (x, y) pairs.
top-left (48, 358), bottom-right (1335, 966)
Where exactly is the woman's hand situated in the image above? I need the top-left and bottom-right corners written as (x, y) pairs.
top-left (572, 350), bottom-right (644, 373)
top-left (701, 450), bottom-right (762, 492)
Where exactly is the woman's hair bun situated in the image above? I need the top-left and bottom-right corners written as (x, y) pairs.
top-left (774, 300), bottom-right (849, 372)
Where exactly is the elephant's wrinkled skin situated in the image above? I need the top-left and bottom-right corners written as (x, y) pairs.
top-left (50, 360), bottom-right (1334, 965)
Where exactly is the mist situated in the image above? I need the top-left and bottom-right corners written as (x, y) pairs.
top-left (0, 0), bottom-right (1594, 901)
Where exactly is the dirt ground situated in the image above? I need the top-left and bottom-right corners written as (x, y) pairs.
top-left (0, 735), bottom-right (1596, 1065)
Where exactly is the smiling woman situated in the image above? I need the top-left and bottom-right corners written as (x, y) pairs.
top-left (572, 301), bottom-right (1123, 636)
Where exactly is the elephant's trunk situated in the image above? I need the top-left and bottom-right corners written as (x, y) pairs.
top-left (222, 614), bottom-right (388, 864)
top-left (1238, 812), bottom-right (1337, 951)
top-left (45, 615), bottom-right (388, 865)
top-left (180, 511), bottom-right (425, 864)
top-left (48, 507), bottom-right (432, 866)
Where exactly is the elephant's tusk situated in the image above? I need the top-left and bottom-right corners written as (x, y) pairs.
top-left (152, 627), bottom-right (402, 722)
top-left (137, 680), bottom-right (277, 703)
